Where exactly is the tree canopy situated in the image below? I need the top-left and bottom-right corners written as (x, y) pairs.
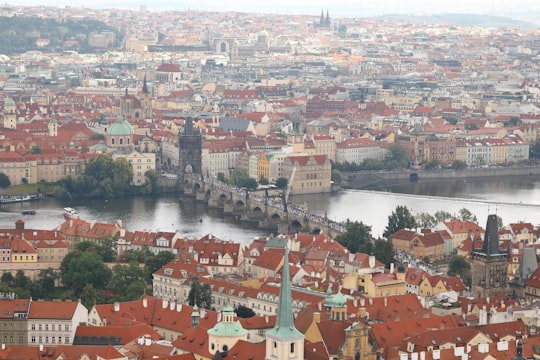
top-left (336, 221), bottom-right (373, 254)
top-left (60, 251), bottom-right (112, 297)
top-left (0, 172), bottom-right (10, 188)
top-left (383, 205), bottom-right (416, 238)
top-left (188, 278), bottom-right (213, 310)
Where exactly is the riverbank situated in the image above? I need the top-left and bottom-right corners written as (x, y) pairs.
top-left (342, 166), bottom-right (540, 189)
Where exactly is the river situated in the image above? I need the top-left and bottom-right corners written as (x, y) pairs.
top-left (1, 175), bottom-right (540, 244)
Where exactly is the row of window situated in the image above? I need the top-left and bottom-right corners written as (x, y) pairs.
top-left (31, 324), bottom-right (69, 331)
top-left (2, 335), bottom-right (23, 344)
top-left (31, 336), bottom-right (68, 344)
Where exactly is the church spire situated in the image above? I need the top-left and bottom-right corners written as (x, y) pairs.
top-left (266, 245), bottom-right (303, 336)
top-left (142, 74), bottom-right (149, 94)
top-left (481, 214), bottom-right (504, 256)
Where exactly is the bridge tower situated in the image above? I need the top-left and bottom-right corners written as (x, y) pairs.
top-left (178, 116), bottom-right (202, 184)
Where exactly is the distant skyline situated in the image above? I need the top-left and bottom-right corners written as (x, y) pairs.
top-left (6, 0), bottom-right (540, 19)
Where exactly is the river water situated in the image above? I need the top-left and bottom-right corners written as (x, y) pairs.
top-left (1, 175), bottom-right (540, 244)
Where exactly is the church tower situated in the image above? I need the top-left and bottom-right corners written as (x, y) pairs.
top-left (139, 74), bottom-right (153, 121)
top-left (48, 111), bottom-right (58, 136)
top-left (178, 116), bottom-right (202, 183)
top-left (471, 214), bottom-right (509, 298)
top-left (265, 246), bottom-right (304, 360)
top-left (3, 97), bottom-right (16, 129)
top-left (287, 113), bottom-right (304, 153)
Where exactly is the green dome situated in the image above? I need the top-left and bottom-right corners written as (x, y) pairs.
top-left (332, 292), bottom-right (347, 308)
top-left (108, 120), bottom-right (133, 136)
top-left (207, 306), bottom-right (247, 337)
top-left (4, 98), bottom-right (15, 106)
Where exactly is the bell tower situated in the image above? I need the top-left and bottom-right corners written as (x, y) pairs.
top-left (178, 116), bottom-right (202, 184)
top-left (3, 97), bottom-right (16, 129)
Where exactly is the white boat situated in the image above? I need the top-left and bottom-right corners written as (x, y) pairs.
top-left (63, 207), bottom-right (79, 220)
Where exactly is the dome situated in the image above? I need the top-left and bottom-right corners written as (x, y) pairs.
top-left (207, 305), bottom-right (247, 337)
top-left (4, 98), bottom-right (15, 106)
top-left (108, 120), bottom-right (133, 136)
top-left (332, 292), bottom-right (347, 308)
top-left (258, 29), bottom-right (268, 39)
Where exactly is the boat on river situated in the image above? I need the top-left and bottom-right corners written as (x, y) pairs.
top-left (0, 194), bottom-right (35, 204)
top-left (63, 207), bottom-right (79, 220)
top-left (21, 210), bottom-right (36, 215)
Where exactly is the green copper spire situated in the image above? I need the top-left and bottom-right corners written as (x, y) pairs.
top-left (266, 246), bottom-right (303, 340)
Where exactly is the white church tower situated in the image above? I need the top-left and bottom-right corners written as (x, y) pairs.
top-left (3, 97), bottom-right (16, 129)
top-left (48, 111), bottom-right (58, 136)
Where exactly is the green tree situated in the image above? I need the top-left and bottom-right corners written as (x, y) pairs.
top-left (31, 145), bottom-right (42, 154)
top-left (450, 160), bottom-right (467, 170)
top-left (187, 278), bottom-right (213, 310)
top-left (434, 210), bottom-right (453, 223)
top-left (447, 255), bottom-right (471, 287)
top-left (14, 270), bottom-right (32, 290)
top-left (458, 208), bottom-right (478, 223)
top-left (76, 239), bottom-right (116, 262)
top-left (0, 272), bottom-right (14, 287)
top-left (107, 262), bottom-right (145, 297)
top-left (504, 117), bottom-right (521, 127)
top-left (230, 168), bottom-right (249, 187)
top-left (259, 176), bottom-right (269, 185)
top-left (235, 304), bottom-right (256, 318)
top-left (372, 239), bottom-right (394, 265)
top-left (0, 172), bottom-right (10, 188)
top-left (336, 221), bottom-right (373, 254)
top-left (384, 143), bottom-right (408, 169)
top-left (80, 283), bottom-right (103, 310)
top-left (217, 173), bottom-right (226, 182)
top-left (530, 139), bottom-right (540, 159)
top-left (275, 177), bottom-right (288, 189)
top-left (61, 251), bottom-right (112, 297)
top-left (465, 123), bottom-right (479, 131)
top-left (144, 251), bottom-right (174, 283)
top-left (331, 169), bottom-right (342, 184)
top-left (423, 159), bottom-right (441, 170)
top-left (32, 268), bottom-right (58, 299)
top-left (241, 178), bottom-right (258, 190)
top-left (383, 205), bottom-right (416, 238)
top-left (415, 212), bottom-right (437, 229)
top-left (142, 169), bottom-right (159, 194)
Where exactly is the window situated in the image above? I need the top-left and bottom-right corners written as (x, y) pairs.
top-left (291, 343), bottom-right (295, 353)
top-left (65, 336), bottom-right (69, 343)
top-left (31, 336), bottom-right (35, 343)
top-left (65, 325), bottom-right (69, 331)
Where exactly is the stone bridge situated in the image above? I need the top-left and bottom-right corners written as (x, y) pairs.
top-left (183, 174), bottom-right (346, 238)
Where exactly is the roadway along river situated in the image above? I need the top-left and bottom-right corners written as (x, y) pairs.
top-left (1, 174), bottom-right (540, 244)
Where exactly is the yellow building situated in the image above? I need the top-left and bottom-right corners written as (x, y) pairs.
top-left (363, 267), bottom-right (406, 298)
top-left (9, 236), bottom-right (38, 263)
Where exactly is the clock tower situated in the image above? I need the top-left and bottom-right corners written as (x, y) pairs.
top-left (471, 214), bottom-right (509, 298)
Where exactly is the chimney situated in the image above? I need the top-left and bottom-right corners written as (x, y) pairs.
top-left (103, 316), bottom-right (107, 326)
top-left (265, 315), bottom-right (269, 323)
top-left (368, 298), bottom-right (373, 305)
top-left (358, 307), bottom-right (366, 318)
top-left (360, 297), bottom-right (365, 307)
top-left (142, 298), bottom-right (147, 308)
top-left (313, 312), bottom-right (321, 324)
top-left (162, 299), bottom-right (168, 309)
top-left (353, 299), bottom-right (358, 307)
top-left (390, 263), bottom-right (394, 274)
top-left (113, 302), bottom-right (120, 312)
top-left (117, 219), bottom-right (123, 227)
top-left (384, 297), bottom-right (387, 307)
top-left (369, 255), bottom-right (375, 269)
top-left (170, 301), bottom-right (175, 311)
top-left (177, 303), bottom-right (182, 312)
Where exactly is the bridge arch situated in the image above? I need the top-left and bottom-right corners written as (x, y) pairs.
top-left (217, 193), bottom-right (228, 207)
top-left (205, 189), bottom-right (211, 202)
top-left (310, 227), bottom-right (322, 235)
top-left (233, 200), bottom-right (245, 213)
top-left (289, 219), bottom-right (303, 233)
top-left (269, 213), bottom-right (282, 224)
top-left (251, 206), bottom-right (264, 219)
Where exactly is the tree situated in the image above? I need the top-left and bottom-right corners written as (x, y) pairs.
top-left (423, 159), bottom-right (441, 170)
top-left (384, 143), bottom-right (408, 169)
top-left (259, 176), bottom-right (269, 185)
top-left (241, 178), bottom-right (258, 190)
top-left (383, 205), bottom-right (416, 238)
top-left (530, 138), bottom-right (540, 159)
top-left (61, 251), bottom-right (112, 297)
top-left (458, 208), bottom-right (478, 223)
top-left (465, 123), bottom-right (479, 131)
top-left (31, 145), bottom-right (42, 154)
top-left (415, 212), bottom-right (437, 229)
top-left (372, 239), bottom-right (394, 265)
top-left (187, 278), bottom-right (213, 310)
top-left (447, 255), bottom-right (471, 287)
top-left (0, 272), bottom-right (14, 287)
top-left (434, 210), bottom-right (453, 223)
top-left (505, 117), bottom-right (521, 127)
top-left (275, 177), bottom-right (288, 189)
top-left (80, 284), bottom-right (103, 310)
top-left (331, 169), bottom-right (342, 184)
top-left (217, 173), bottom-right (226, 182)
top-left (235, 304), bottom-right (256, 318)
top-left (450, 160), bottom-right (467, 170)
top-left (336, 221), bottom-right (373, 254)
top-left (32, 268), bottom-right (58, 299)
top-left (230, 168), bottom-right (249, 187)
top-left (107, 262), bottom-right (145, 297)
top-left (0, 172), bottom-right (11, 188)
top-left (144, 251), bottom-right (174, 283)
top-left (76, 239), bottom-right (116, 262)
top-left (14, 270), bottom-right (32, 291)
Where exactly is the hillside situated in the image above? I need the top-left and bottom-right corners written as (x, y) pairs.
top-left (378, 13), bottom-right (537, 30)
top-left (0, 16), bottom-right (121, 55)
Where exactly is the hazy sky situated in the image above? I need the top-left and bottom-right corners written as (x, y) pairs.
top-left (7, 0), bottom-right (540, 18)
